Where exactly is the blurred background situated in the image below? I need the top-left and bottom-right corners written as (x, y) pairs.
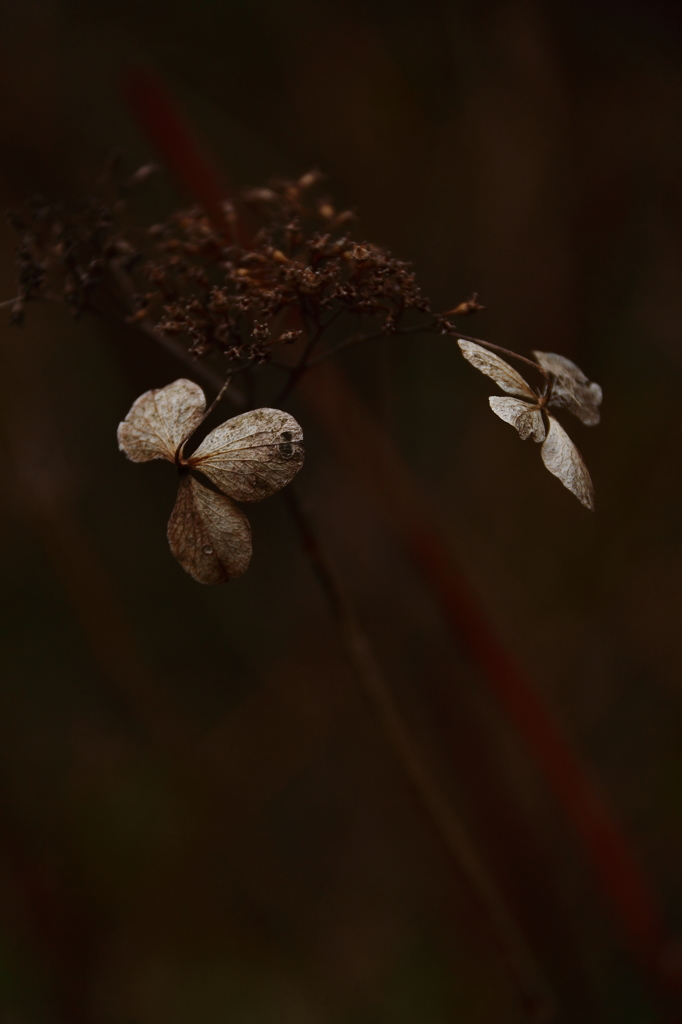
top-left (0, 0), bottom-right (681, 1021)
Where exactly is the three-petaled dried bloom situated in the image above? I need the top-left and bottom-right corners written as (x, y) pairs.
top-left (117, 380), bottom-right (304, 583)
top-left (458, 341), bottom-right (602, 510)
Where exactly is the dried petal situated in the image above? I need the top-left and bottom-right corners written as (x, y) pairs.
top-left (489, 397), bottom-right (546, 442)
top-left (167, 475), bottom-right (252, 584)
top-left (458, 340), bottom-right (537, 400)
top-left (118, 379), bottom-right (205, 463)
top-left (186, 408), bottom-right (304, 503)
top-left (532, 351), bottom-right (602, 426)
top-left (540, 416), bottom-right (595, 510)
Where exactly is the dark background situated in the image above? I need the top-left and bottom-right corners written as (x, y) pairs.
top-left (0, 1), bottom-right (681, 1021)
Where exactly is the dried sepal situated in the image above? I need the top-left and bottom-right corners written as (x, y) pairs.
top-left (167, 475), bottom-right (252, 584)
top-left (489, 397), bottom-right (545, 442)
top-left (540, 416), bottom-right (595, 510)
top-left (459, 341), bottom-right (598, 509)
top-left (532, 351), bottom-right (602, 426)
top-left (117, 379), bottom-right (205, 463)
top-left (119, 380), bottom-right (305, 583)
top-left (458, 340), bottom-right (537, 400)
top-left (186, 408), bottom-right (304, 502)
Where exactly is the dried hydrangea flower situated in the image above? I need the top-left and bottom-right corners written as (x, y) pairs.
top-left (117, 379), bottom-right (304, 583)
top-left (458, 340), bottom-right (601, 510)
top-left (531, 350), bottom-right (602, 426)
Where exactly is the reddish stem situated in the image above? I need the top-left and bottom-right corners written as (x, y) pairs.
top-left (124, 67), bottom-right (231, 232)
top-left (298, 361), bottom-right (671, 985)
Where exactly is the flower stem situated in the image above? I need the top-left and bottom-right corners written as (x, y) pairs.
top-left (284, 487), bottom-right (556, 1022)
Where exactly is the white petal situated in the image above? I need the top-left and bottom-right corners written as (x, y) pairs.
top-left (458, 340), bottom-right (537, 399)
top-left (540, 416), bottom-right (595, 510)
top-left (489, 396), bottom-right (546, 442)
top-left (167, 475), bottom-right (252, 584)
top-left (187, 408), bottom-right (304, 502)
top-left (117, 379), bottom-right (206, 463)
top-left (533, 351), bottom-right (602, 426)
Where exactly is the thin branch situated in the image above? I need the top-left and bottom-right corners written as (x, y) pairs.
top-left (107, 261), bottom-right (249, 406)
top-left (307, 320), bottom-right (430, 367)
top-left (201, 374), bottom-right (236, 420)
top-left (276, 319), bottom-right (326, 402)
top-left (456, 331), bottom-right (550, 384)
top-left (0, 291), bottom-right (72, 311)
top-left (136, 318), bottom-right (225, 390)
top-left (284, 487), bottom-right (556, 1023)
top-left (0, 283), bottom-right (239, 399)
top-left (307, 318), bottom-right (550, 385)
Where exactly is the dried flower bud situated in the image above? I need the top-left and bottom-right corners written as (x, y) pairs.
top-left (128, 163), bottom-right (159, 185)
top-left (298, 169), bottom-right (324, 190)
top-left (445, 293), bottom-right (486, 316)
top-left (242, 187), bottom-right (278, 205)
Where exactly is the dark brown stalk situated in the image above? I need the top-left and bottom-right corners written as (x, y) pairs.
top-left (455, 332), bottom-right (551, 383)
top-left (308, 321), bottom-right (550, 384)
top-left (276, 319), bottom-right (327, 402)
top-left (284, 487), bottom-right (555, 1023)
top-left (107, 262), bottom-right (245, 403)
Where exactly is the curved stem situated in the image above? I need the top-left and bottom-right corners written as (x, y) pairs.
top-left (284, 487), bottom-right (556, 1023)
top-left (457, 333), bottom-right (550, 384)
top-left (276, 320), bottom-right (324, 402)
top-left (307, 320), bottom-right (428, 367)
top-left (306, 319), bottom-right (550, 387)
top-left (106, 262), bottom-right (249, 406)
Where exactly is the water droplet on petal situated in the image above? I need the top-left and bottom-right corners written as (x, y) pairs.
top-left (202, 544), bottom-right (213, 555)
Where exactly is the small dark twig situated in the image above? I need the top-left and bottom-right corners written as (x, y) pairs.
top-left (108, 262), bottom-right (248, 406)
top-left (276, 320), bottom-right (326, 403)
top-left (456, 332), bottom-right (551, 384)
top-left (307, 321), bottom-right (432, 368)
top-left (306, 320), bottom-right (550, 386)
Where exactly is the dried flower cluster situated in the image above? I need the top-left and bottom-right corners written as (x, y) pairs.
top-left (7, 169), bottom-right (430, 369)
top-left (117, 379), bottom-right (304, 583)
top-left (6, 182), bottom-right (145, 323)
top-left (146, 173), bottom-right (430, 365)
